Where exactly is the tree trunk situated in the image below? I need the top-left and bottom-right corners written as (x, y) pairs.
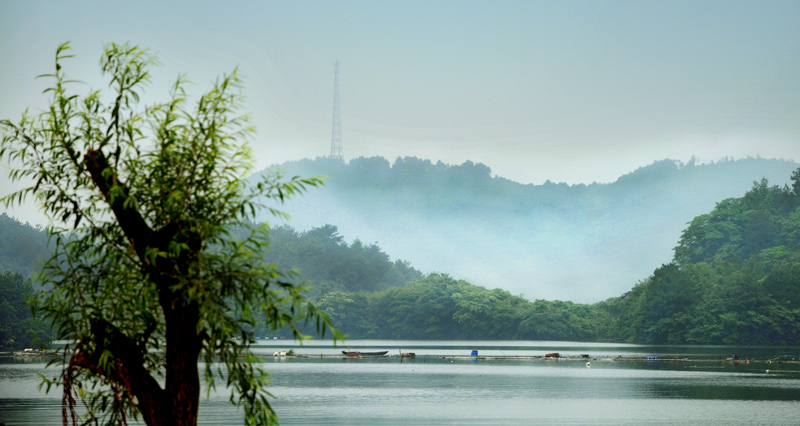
top-left (163, 299), bottom-right (202, 426)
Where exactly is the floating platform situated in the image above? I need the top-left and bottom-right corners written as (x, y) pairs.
top-left (282, 353), bottom-right (800, 365)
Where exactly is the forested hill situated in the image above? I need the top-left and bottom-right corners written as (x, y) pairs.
top-left (254, 156), bottom-right (799, 302)
top-left (0, 213), bottom-right (50, 278)
top-left (595, 172), bottom-right (800, 345)
top-left (0, 214), bottom-right (421, 295)
top-left (0, 218), bottom-right (423, 348)
top-left (314, 170), bottom-right (800, 345)
top-left (263, 225), bottom-right (423, 296)
top-left (4, 167), bottom-right (800, 345)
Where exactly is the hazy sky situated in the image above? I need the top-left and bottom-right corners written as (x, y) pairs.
top-left (2, 0), bottom-right (800, 222)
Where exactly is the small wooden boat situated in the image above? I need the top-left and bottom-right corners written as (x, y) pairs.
top-left (342, 350), bottom-right (389, 357)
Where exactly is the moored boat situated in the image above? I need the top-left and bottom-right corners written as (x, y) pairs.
top-left (342, 350), bottom-right (389, 357)
top-left (13, 348), bottom-right (49, 357)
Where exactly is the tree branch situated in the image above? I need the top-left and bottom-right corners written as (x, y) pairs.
top-left (70, 319), bottom-right (167, 426)
top-left (84, 149), bottom-right (153, 259)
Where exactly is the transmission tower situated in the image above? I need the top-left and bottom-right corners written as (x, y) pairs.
top-left (330, 61), bottom-right (343, 161)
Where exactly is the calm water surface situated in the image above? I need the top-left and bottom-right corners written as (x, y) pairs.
top-left (2, 340), bottom-right (799, 425)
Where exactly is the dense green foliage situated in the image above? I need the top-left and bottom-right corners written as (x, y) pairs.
top-left (0, 42), bottom-right (337, 426)
top-left (313, 170), bottom-right (800, 345)
top-left (596, 173), bottom-right (800, 345)
top-left (0, 271), bottom-right (52, 349)
top-left (5, 170), bottom-right (800, 346)
top-left (237, 223), bottom-right (423, 339)
top-left (3, 89), bottom-right (800, 350)
top-left (0, 215), bottom-right (54, 349)
top-left (314, 274), bottom-right (604, 341)
top-left (260, 155), bottom-right (799, 302)
top-left (0, 214), bottom-right (421, 345)
top-left (0, 213), bottom-right (50, 277)
top-left (265, 224), bottom-right (423, 296)
top-left (0, 215), bottom-right (56, 350)
top-left (0, 217), bottom-right (422, 296)
top-left (4, 168), bottom-right (800, 346)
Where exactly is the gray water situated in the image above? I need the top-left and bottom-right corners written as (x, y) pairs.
top-left (2, 340), bottom-right (800, 425)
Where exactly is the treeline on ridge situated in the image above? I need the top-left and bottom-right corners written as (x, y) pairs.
top-left (0, 213), bottom-right (51, 278)
top-left (596, 172), bottom-right (800, 345)
top-left (260, 155), bottom-right (799, 303)
top-left (314, 274), bottom-right (603, 341)
top-left (4, 167), bottom-right (800, 346)
top-left (314, 169), bottom-right (800, 345)
top-left (0, 218), bottom-right (422, 348)
top-left (0, 214), bottom-right (55, 349)
top-left (264, 224), bottom-right (423, 296)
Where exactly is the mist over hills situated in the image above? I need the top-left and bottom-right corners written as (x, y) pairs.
top-left (255, 156), bottom-right (799, 303)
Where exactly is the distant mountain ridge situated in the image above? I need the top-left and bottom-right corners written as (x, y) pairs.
top-left (0, 213), bottom-right (50, 278)
top-left (255, 156), bottom-right (799, 302)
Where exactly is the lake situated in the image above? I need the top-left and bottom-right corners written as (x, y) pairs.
top-left (2, 340), bottom-right (800, 425)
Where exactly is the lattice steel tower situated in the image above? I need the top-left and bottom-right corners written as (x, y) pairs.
top-left (330, 61), bottom-right (344, 160)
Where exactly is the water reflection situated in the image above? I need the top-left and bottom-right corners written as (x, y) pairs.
top-left (2, 341), bottom-right (800, 425)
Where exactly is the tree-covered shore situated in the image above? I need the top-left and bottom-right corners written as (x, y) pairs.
top-left (3, 168), bottom-right (800, 348)
top-left (596, 172), bottom-right (800, 345)
top-left (313, 169), bottom-right (800, 345)
top-left (0, 217), bottom-right (423, 349)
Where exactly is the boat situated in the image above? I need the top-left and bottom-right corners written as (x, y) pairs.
top-left (342, 350), bottom-right (389, 357)
top-left (545, 352), bottom-right (560, 358)
top-left (13, 348), bottom-right (48, 357)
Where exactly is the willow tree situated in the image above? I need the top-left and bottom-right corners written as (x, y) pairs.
top-left (0, 42), bottom-right (338, 426)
